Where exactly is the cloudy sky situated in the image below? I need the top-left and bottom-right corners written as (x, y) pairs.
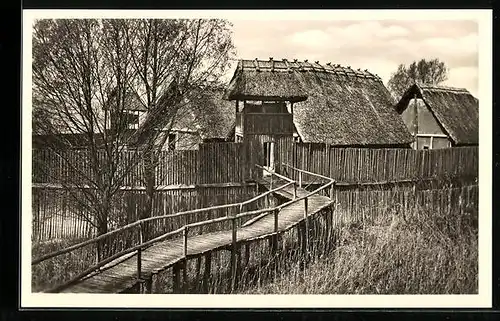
top-left (227, 20), bottom-right (478, 96)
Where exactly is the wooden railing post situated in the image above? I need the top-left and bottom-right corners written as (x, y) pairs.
top-left (230, 210), bottom-right (238, 292)
top-left (183, 226), bottom-right (188, 258)
top-left (182, 225), bottom-right (188, 293)
top-left (137, 223), bottom-right (143, 282)
top-left (304, 196), bottom-right (309, 251)
top-left (299, 171), bottom-right (302, 188)
top-left (274, 208), bottom-right (279, 234)
top-left (293, 181), bottom-right (297, 200)
top-left (270, 208), bottom-right (280, 258)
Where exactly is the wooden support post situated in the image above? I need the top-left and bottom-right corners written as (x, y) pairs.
top-left (235, 245), bottom-right (242, 291)
top-left (137, 223), bottom-right (143, 282)
top-left (146, 274), bottom-right (153, 294)
top-left (296, 223), bottom-right (302, 249)
top-left (139, 274), bottom-right (153, 294)
top-left (299, 171), bottom-right (302, 188)
top-left (181, 226), bottom-right (189, 293)
top-left (172, 263), bottom-right (181, 293)
top-left (183, 226), bottom-right (188, 258)
top-left (203, 252), bottom-right (212, 293)
top-left (298, 222), bottom-right (307, 267)
top-left (293, 182), bottom-right (297, 200)
top-left (195, 256), bottom-right (202, 289)
top-left (244, 243), bottom-right (250, 267)
top-left (326, 206), bottom-right (333, 253)
top-left (230, 215), bottom-right (238, 292)
top-left (303, 197), bottom-right (309, 257)
top-left (274, 208), bottom-right (279, 234)
top-left (413, 93), bottom-right (419, 149)
top-left (182, 259), bottom-right (188, 293)
top-left (412, 183), bottom-right (417, 215)
top-left (266, 209), bottom-right (280, 257)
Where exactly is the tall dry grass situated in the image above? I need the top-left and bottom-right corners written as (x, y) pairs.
top-left (241, 204), bottom-right (478, 294)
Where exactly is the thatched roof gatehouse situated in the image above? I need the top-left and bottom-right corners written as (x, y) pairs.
top-left (224, 58), bottom-right (414, 147)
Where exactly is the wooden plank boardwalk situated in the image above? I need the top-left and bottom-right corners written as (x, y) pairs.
top-left (59, 180), bottom-right (333, 293)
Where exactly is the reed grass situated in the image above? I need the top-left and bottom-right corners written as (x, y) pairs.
top-left (240, 203), bottom-right (478, 294)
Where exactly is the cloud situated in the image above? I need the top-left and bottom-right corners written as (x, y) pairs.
top-left (229, 19), bottom-right (478, 93)
top-left (444, 66), bottom-right (478, 96)
top-left (288, 29), bottom-right (333, 48)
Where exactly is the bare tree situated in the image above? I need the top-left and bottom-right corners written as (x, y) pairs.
top-left (32, 19), bottom-right (141, 255)
top-left (123, 19), bottom-right (234, 238)
top-left (32, 18), bottom-right (235, 248)
top-left (387, 58), bottom-right (448, 101)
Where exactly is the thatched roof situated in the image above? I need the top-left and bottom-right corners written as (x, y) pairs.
top-left (225, 59), bottom-right (413, 146)
top-left (395, 84), bottom-right (479, 145)
top-left (172, 87), bottom-right (234, 139)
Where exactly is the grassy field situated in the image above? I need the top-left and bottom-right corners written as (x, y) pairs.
top-left (239, 204), bottom-right (478, 295)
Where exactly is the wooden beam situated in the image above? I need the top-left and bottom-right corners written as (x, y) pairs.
top-left (415, 133), bottom-right (448, 138)
top-left (413, 94), bottom-right (418, 149)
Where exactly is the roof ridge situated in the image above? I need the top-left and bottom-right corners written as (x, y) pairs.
top-left (238, 58), bottom-right (382, 81)
top-left (418, 84), bottom-right (470, 94)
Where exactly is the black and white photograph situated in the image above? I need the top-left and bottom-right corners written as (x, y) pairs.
top-left (21, 9), bottom-right (492, 308)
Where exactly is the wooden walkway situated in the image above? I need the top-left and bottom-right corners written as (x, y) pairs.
top-left (58, 178), bottom-right (333, 293)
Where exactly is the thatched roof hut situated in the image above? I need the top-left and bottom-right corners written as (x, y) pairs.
top-left (395, 84), bottom-right (479, 146)
top-left (224, 58), bottom-right (414, 147)
top-left (173, 87), bottom-right (235, 140)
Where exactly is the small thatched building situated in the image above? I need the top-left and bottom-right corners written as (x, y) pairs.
top-left (395, 83), bottom-right (479, 149)
top-left (166, 87), bottom-right (235, 150)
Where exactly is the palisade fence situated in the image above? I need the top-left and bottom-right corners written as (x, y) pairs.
top-left (289, 144), bottom-right (478, 184)
top-left (31, 143), bottom-right (478, 243)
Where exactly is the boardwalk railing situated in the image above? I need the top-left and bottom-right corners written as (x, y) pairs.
top-left (32, 164), bottom-right (337, 293)
top-left (32, 177), bottom-right (297, 293)
top-left (244, 163), bottom-right (335, 227)
top-left (255, 163), bottom-right (297, 200)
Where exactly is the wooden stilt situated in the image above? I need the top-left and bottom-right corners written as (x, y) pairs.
top-left (244, 243), bottom-right (250, 267)
top-left (182, 259), bottom-right (188, 293)
top-left (296, 223), bottom-right (302, 255)
top-left (299, 222), bottom-right (307, 261)
top-left (236, 246), bottom-right (242, 291)
top-left (304, 197), bottom-right (309, 253)
top-left (270, 209), bottom-right (279, 258)
top-left (325, 207), bottom-right (333, 253)
top-left (203, 252), bottom-right (212, 293)
top-left (230, 245), bottom-right (239, 292)
top-left (142, 274), bottom-right (153, 294)
top-left (172, 263), bottom-right (181, 294)
top-left (195, 256), bottom-right (202, 290)
top-left (230, 216), bottom-right (238, 292)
